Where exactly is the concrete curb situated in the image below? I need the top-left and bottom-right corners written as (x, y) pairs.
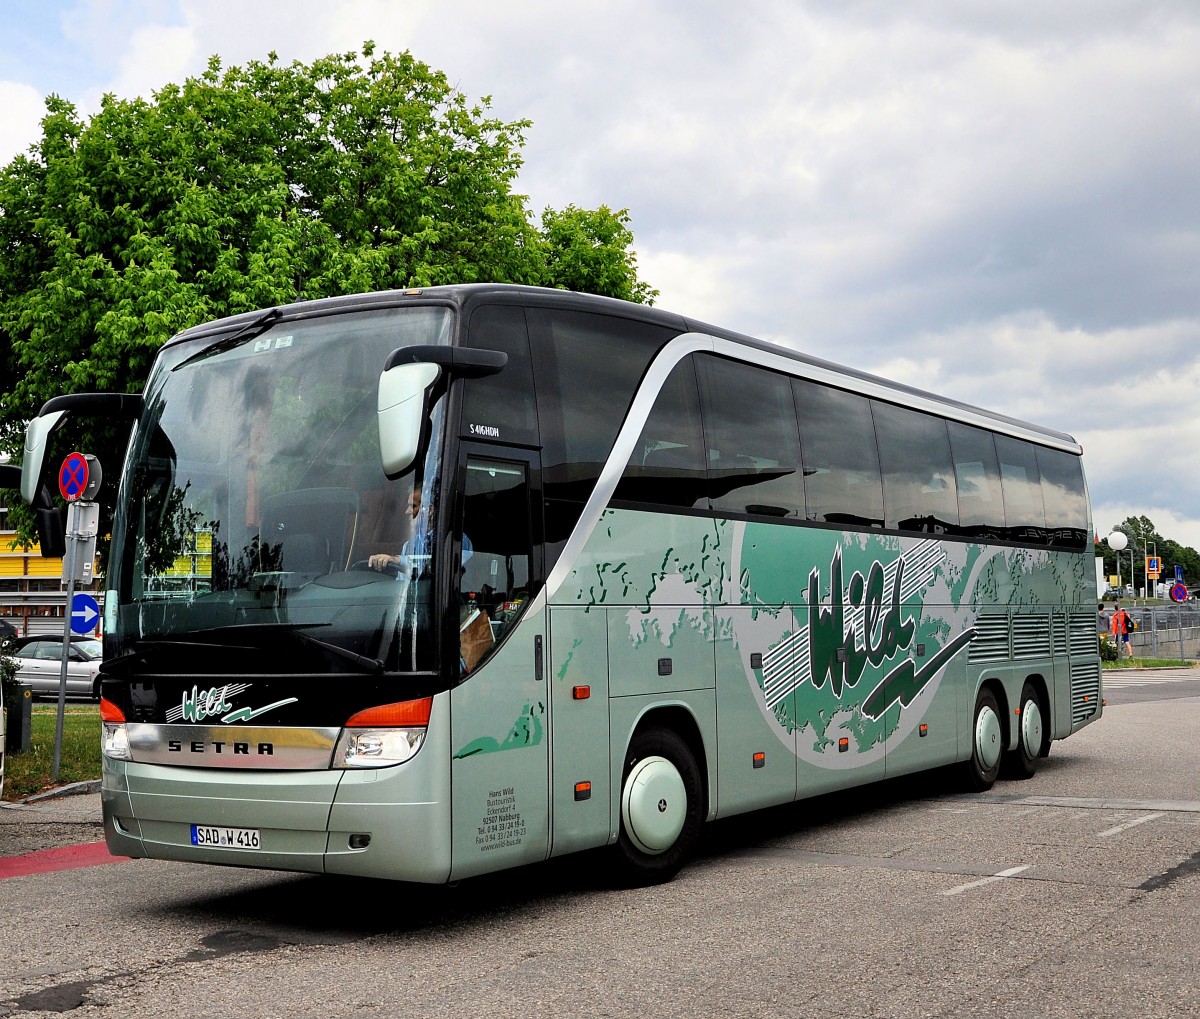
top-left (21, 779), bottom-right (101, 803)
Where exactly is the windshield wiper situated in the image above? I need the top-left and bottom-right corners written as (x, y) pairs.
top-left (171, 307), bottom-right (283, 371)
top-left (100, 637), bottom-right (256, 677)
top-left (104, 624), bottom-right (384, 676)
top-left (188, 623), bottom-right (385, 673)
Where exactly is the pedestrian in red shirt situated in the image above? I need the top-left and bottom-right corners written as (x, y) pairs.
top-left (1111, 603), bottom-right (1134, 658)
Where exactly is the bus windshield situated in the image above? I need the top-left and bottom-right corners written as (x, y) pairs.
top-left (106, 305), bottom-right (453, 677)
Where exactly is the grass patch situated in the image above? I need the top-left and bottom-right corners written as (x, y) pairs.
top-left (2, 705), bottom-right (101, 802)
top-left (1103, 657), bottom-right (1196, 669)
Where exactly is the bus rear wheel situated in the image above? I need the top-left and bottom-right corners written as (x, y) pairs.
top-left (1003, 682), bottom-right (1043, 780)
top-left (613, 727), bottom-right (702, 885)
top-left (964, 687), bottom-right (1003, 791)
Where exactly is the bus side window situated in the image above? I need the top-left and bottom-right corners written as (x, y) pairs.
top-left (615, 356), bottom-right (708, 510)
top-left (996, 434), bottom-right (1048, 545)
top-left (1037, 446), bottom-right (1088, 550)
top-left (697, 356), bottom-right (803, 519)
top-left (872, 401), bottom-right (958, 534)
top-left (793, 379), bottom-right (885, 528)
top-left (458, 457), bottom-right (533, 675)
top-left (461, 305), bottom-right (539, 447)
top-left (948, 422), bottom-right (1005, 542)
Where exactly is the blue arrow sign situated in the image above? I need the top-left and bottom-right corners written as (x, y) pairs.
top-left (70, 593), bottom-right (100, 636)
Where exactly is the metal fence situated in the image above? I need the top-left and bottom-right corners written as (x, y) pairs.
top-left (1124, 606), bottom-right (1200, 661)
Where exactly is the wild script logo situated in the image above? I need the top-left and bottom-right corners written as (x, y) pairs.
top-left (807, 547), bottom-right (974, 720)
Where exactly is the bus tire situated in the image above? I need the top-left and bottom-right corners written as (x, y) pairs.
top-left (964, 687), bottom-right (1003, 791)
top-left (613, 727), bottom-right (703, 885)
top-left (1003, 682), bottom-right (1043, 780)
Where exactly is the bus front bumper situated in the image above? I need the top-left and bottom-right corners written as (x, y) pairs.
top-left (102, 754), bottom-right (452, 883)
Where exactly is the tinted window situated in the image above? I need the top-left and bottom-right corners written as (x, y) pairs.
top-left (698, 356), bottom-right (803, 519)
top-left (1037, 446), bottom-right (1088, 550)
top-left (995, 434), bottom-right (1047, 543)
top-left (458, 457), bottom-right (533, 676)
top-left (529, 309), bottom-right (676, 512)
top-left (616, 356), bottom-right (708, 509)
top-left (872, 402), bottom-right (958, 533)
top-left (948, 422), bottom-right (1005, 541)
top-left (793, 380), bottom-right (884, 528)
top-left (461, 305), bottom-right (539, 446)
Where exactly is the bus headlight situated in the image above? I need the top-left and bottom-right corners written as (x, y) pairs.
top-left (102, 722), bottom-right (132, 761)
top-left (333, 727), bottom-right (426, 768)
top-left (100, 698), bottom-right (132, 760)
top-left (331, 697), bottom-right (433, 769)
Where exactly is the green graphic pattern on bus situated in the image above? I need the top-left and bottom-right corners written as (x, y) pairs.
top-left (453, 701), bottom-right (545, 759)
top-left (558, 509), bottom-right (1089, 765)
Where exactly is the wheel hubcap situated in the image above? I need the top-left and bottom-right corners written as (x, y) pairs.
top-left (975, 705), bottom-right (1002, 771)
top-left (622, 755), bottom-right (686, 855)
top-left (1021, 698), bottom-right (1043, 757)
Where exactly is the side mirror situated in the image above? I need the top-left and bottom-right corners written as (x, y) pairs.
top-left (378, 362), bottom-right (442, 478)
top-left (20, 410), bottom-right (67, 504)
top-left (378, 346), bottom-right (507, 477)
top-left (19, 392), bottom-right (141, 504)
top-left (0, 461), bottom-right (66, 559)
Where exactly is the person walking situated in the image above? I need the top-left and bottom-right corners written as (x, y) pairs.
top-left (1111, 602), bottom-right (1134, 658)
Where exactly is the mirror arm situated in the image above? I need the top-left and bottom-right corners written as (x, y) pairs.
top-left (39, 392), bottom-right (143, 418)
top-left (383, 345), bottom-right (507, 378)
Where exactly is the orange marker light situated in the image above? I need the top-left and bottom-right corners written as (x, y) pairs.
top-left (752, 751), bottom-right (766, 769)
top-left (574, 781), bottom-right (592, 801)
top-left (838, 737), bottom-right (849, 753)
top-left (100, 697), bottom-right (126, 723)
top-left (919, 724), bottom-right (928, 737)
top-left (345, 697), bottom-right (433, 727)
top-left (572, 685), bottom-right (591, 700)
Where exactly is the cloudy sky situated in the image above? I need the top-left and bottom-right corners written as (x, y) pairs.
top-left (3, 0), bottom-right (1199, 554)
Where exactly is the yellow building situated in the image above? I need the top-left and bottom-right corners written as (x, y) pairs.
top-left (0, 495), bottom-right (104, 638)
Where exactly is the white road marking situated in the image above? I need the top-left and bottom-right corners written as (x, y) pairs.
top-left (1098, 812), bottom-right (1164, 837)
top-left (943, 865), bottom-right (1030, 896)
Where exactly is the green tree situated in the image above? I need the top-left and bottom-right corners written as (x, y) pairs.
top-left (539, 205), bottom-right (657, 304)
top-left (0, 42), bottom-right (654, 460)
top-left (1099, 514), bottom-right (1200, 590)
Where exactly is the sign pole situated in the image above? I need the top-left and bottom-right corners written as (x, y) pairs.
top-left (51, 451), bottom-right (101, 784)
top-left (52, 503), bottom-right (79, 783)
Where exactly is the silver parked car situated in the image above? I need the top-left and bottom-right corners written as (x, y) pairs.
top-left (11, 637), bottom-right (103, 700)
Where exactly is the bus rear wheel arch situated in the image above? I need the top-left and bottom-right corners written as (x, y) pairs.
top-left (613, 726), bottom-right (704, 885)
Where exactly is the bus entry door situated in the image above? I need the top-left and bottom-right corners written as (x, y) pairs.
top-left (448, 452), bottom-right (548, 879)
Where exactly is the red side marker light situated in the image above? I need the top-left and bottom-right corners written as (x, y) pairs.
top-left (838, 737), bottom-right (849, 753)
top-left (919, 724), bottom-right (928, 737)
top-left (752, 752), bottom-right (765, 769)
top-left (572, 685), bottom-right (590, 700)
top-left (574, 781), bottom-right (592, 801)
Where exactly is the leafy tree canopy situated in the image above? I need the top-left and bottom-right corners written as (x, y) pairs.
top-left (0, 42), bottom-right (656, 457)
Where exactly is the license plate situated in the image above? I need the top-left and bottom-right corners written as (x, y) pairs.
top-left (190, 825), bottom-right (261, 850)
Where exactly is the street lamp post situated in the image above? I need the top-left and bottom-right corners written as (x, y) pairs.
top-left (1108, 530), bottom-right (1129, 597)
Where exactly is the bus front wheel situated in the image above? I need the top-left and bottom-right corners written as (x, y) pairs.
top-left (964, 687), bottom-right (1003, 791)
top-left (614, 727), bottom-right (702, 885)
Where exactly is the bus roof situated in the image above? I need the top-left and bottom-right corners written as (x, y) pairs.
top-left (164, 283), bottom-right (1079, 451)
